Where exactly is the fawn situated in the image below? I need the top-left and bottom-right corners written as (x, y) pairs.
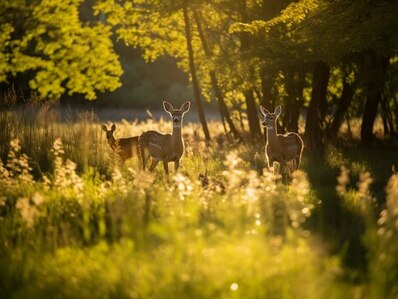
top-left (139, 101), bottom-right (190, 174)
top-left (260, 105), bottom-right (304, 174)
top-left (102, 123), bottom-right (141, 163)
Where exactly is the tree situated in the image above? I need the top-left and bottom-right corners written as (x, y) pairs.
top-left (231, 0), bottom-right (398, 146)
top-left (193, 8), bottom-right (242, 142)
top-left (182, 0), bottom-right (211, 142)
top-left (360, 51), bottom-right (390, 146)
top-left (0, 0), bottom-right (122, 100)
top-left (304, 61), bottom-right (330, 155)
top-left (95, 0), bottom-right (213, 140)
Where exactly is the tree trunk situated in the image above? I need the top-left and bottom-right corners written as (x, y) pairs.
top-left (380, 97), bottom-right (395, 138)
top-left (182, 0), bottom-right (211, 142)
top-left (360, 51), bottom-right (389, 146)
top-left (260, 71), bottom-right (275, 110)
top-left (329, 77), bottom-right (355, 139)
top-left (244, 89), bottom-right (262, 138)
top-left (193, 9), bottom-right (242, 142)
top-left (394, 95), bottom-right (398, 137)
top-left (239, 0), bottom-right (262, 138)
top-left (304, 61), bottom-right (330, 155)
top-left (283, 68), bottom-right (295, 131)
top-left (283, 68), bottom-right (305, 132)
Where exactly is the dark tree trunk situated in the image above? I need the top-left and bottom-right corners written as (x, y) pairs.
top-left (283, 68), bottom-right (305, 132)
top-left (304, 61), bottom-right (330, 155)
top-left (329, 78), bottom-right (355, 139)
top-left (258, 0), bottom-right (285, 112)
top-left (260, 72), bottom-right (275, 110)
top-left (193, 9), bottom-right (242, 142)
top-left (283, 68), bottom-right (295, 131)
top-left (394, 95), bottom-right (398, 137)
top-left (244, 89), bottom-right (262, 138)
top-left (239, 0), bottom-right (262, 138)
top-left (182, 0), bottom-right (211, 142)
top-left (360, 51), bottom-right (389, 146)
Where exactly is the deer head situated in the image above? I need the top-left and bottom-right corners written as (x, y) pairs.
top-left (260, 105), bottom-right (282, 130)
top-left (102, 124), bottom-right (116, 142)
top-left (163, 101), bottom-right (191, 128)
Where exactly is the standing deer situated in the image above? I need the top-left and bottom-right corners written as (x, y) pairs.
top-left (102, 123), bottom-right (142, 163)
top-left (139, 101), bottom-right (190, 174)
top-left (260, 105), bottom-right (304, 174)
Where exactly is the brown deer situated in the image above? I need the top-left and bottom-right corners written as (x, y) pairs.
top-left (139, 101), bottom-right (190, 174)
top-left (102, 123), bottom-right (141, 163)
top-left (260, 105), bottom-right (304, 174)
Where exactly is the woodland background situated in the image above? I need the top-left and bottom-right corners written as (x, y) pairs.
top-left (1, 0), bottom-right (398, 148)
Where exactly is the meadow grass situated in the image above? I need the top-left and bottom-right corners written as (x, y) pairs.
top-left (0, 107), bottom-right (397, 299)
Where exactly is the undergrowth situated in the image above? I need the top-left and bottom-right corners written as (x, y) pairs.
top-left (0, 108), bottom-right (397, 299)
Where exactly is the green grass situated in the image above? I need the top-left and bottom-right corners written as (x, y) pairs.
top-left (0, 107), bottom-right (397, 299)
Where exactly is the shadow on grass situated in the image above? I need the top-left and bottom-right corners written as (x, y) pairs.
top-left (340, 145), bottom-right (397, 206)
top-left (304, 152), bottom-right (368, 281)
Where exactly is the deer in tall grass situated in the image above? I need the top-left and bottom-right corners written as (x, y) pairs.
top-left (139, 101), bottom-right (190, 174)
top-left (260, 105), bottom-right (304, 174)
top-left (102, 123), bottom-right (142, 163)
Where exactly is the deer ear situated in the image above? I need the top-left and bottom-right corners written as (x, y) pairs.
top-left (180, 101), bottom-right (191, 114)
top-left (111, 124), bottom-right (116, 132)
top-left (163, 101), bottom-right (174, 114)
top-left (260, 106), bottom-right (269, 116)
top-left (101, 124), bottom-right (108, 132)
top-left (274, 105), bottom-right (282, 117)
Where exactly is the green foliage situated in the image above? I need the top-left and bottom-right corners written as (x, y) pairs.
top-left (0, 23), bottom-right (13, 82)
top-left (1, 0), bottom-right (122, 99)
top-left (231, 0), bottom-right (398, 63)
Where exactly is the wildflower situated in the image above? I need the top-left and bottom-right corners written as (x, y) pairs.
top-left (0, 160), bottom-right (11, 185)
top-left (358, 171), bottom-right (373, 197)
top-left (52, 139), bottom-right (85, 201)
top-left (5, 139), bottom-right (34, 184)
top-left (336, 166), bottom-right (350, 194)
top-left (32, 192), bottom-right (45, 206)
top-left (173, 173), bottom-right (194, 200)
top-left (16, 197), bottom-right (38, 228)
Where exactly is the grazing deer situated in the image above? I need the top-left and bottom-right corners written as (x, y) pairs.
top-left (139, 101), bottom-right (191, 174)
top-left (102, 123), bottom-right (141, 163)
top-left (260, 105), bottom-right (304, 174)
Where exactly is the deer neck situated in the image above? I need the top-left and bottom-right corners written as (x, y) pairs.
top-left (171, 124), bottom-right (183, 149)
top-left (108, 136), bottom-right (117, 150)
top-left (266, 123), bottom-right (280, 148)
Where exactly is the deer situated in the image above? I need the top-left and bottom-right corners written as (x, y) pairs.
top-left (259, 105), bottom-right (304, 175)
top-left (102, 123), bottom-right (142, 163)
top-left (139, 101), bottom-right (190, 175)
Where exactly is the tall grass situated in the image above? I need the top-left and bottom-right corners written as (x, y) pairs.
top-left (0, 107), bottom-right (397, 299)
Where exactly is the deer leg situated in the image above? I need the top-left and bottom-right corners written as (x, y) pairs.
top-left (174, 159), bottom-right (180, 173)
top-left (265, 154), bottom-right (273, 172)
top-left (294, 156), bottom-right (301, 170)
top-left (265, 157), bottom-right (270, 170)
top-left (280, 161), bottom-right (287, 175)
top-left (141, 155), bottom-right (147, 170)
top-left (163, 161), bottom-right (169, 175)
top-left (269, 158), bottom-right (276, 174)
top-left (149, 158), bottom-right (159, 171)
top-left (141, 147), bottom-right (148, 170)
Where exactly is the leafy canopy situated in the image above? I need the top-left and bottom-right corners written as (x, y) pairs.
top-left (1, 0), bottom-right (123, 99)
